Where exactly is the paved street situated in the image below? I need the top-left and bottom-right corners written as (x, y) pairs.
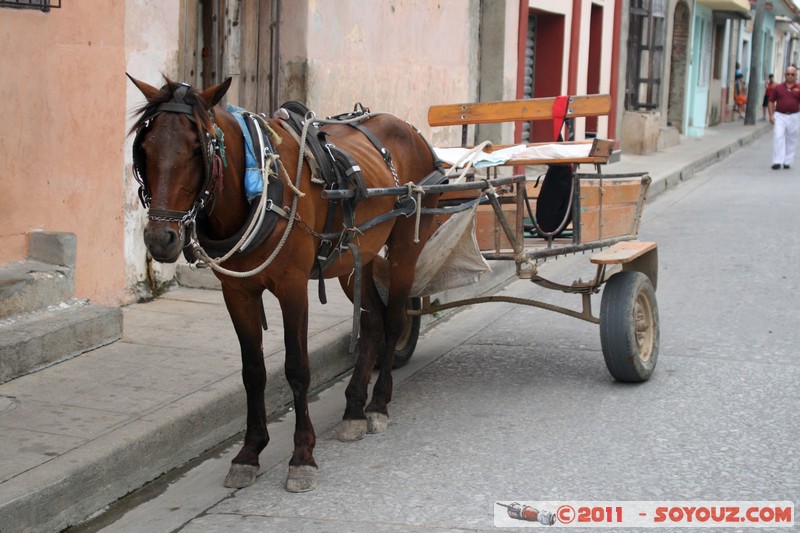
top-left (71, 133), bottom-right (800, 532)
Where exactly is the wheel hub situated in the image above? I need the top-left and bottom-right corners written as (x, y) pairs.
top-left (634, 294), bottom-right (654, 362)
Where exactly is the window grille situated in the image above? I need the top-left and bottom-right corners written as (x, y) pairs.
top-left (626, 0), bottom-right (666, 110)
top-left (520, 13), bottom-right (537, 143)
top-left (0, 0), bottom-right (60, 11)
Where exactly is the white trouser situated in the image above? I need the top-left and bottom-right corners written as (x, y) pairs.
top-left (772, 111), bottom-right (800, 166)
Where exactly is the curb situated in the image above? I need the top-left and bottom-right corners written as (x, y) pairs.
top-left (0, 316), bottom-right (354, 533)
top-left (645, 124), bottom-right (770, 198)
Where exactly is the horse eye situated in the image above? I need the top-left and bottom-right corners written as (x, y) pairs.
top-left (192, 146), bottom-right (203, 158)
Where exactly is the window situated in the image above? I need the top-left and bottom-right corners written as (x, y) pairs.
top-left (698, 19), bottom-right (711, 87)
top-left (712, 21), bottom-right (725, 80)
top-left (0, 0), bottom-right (60, 11)
top-left (625, 0), bottom-right (666, 110)
top-left (520, 13), bottom-right (537, 142)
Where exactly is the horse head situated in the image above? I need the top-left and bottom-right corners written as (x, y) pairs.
top-left (128, 75), bottom-right (232, 263)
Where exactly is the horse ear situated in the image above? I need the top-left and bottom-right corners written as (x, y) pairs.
top-left (127, 73), bottom-right (161, 102)
top-left (199, 77), bottom-right (233, 108)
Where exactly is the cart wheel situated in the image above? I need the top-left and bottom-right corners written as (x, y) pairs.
top-left (600, 271), bottom-right (659, 382)
top-left (390, 297), bottom-right (422, 368)
top-left (376, 297), bottom-right (422, 369)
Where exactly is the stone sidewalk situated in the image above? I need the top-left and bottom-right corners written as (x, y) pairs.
top-left (0, 120), bottom-right (771, 533)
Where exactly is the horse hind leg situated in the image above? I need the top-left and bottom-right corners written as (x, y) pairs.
top-left (366, 241), bottom-right (424, 434)
top-left (363, 299), bottom-right (400, 436)
top-left (338, 262), bottom-right (386, 442)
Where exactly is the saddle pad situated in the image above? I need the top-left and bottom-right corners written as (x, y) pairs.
top-left (227, 104), bottom-right (264, 202)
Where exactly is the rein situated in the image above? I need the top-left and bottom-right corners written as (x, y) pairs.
top-left (192, 108), bottom-right (409, 279)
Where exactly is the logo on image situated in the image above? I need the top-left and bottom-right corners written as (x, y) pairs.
top-left (496, 502), bottom-right (555, 526)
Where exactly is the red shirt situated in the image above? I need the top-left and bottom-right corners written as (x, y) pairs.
top-left (769, 82), bottom-right (800, 114)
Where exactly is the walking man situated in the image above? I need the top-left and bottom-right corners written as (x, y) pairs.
top-left (768, 66), bottom-right (800, 169)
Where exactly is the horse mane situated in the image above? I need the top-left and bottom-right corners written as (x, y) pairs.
top-left (129, 77), bottom-right (216, 136)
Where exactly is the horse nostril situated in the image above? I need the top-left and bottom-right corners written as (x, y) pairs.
top-left (144, 224), bottom-right (181, 251)
top-left (165, 228), bottom-right (178, 247)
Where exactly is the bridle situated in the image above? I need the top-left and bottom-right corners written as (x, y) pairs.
top-left (131, 83), bottom-right (226, 227)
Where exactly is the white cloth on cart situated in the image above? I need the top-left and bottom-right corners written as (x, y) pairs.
top-left (434, 143), bottom-right (593, 168)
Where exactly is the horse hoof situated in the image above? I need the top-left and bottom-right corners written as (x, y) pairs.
top-left (223, 463), bottom-right (258, 488)
top-left (286, 465), bottom-right (318, 493)
top-left (366, 412), bottom-right (388, 434)
top-left (338, 419), bottom-right (367, 442)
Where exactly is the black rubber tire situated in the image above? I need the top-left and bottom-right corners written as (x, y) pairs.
top-left (390, 297), bottom-right (422, 368)
top-left (373, 288), bottom-right (422, 369)
top-left (599, 271), bottom-right (659, 382)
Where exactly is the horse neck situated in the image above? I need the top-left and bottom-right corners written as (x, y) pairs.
top-left (205, 108), bottom-right (250, 237)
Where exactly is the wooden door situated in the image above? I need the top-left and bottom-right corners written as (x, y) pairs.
top-left (179, 0), bottom-right (276, 112)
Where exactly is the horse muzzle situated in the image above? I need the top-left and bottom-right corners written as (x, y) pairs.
top-left (143, 221), bottom-right (185, 263)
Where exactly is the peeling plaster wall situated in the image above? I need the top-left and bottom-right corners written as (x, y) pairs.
top-left (298, 0), bottom-right (480, 146)
top-left (0, 2), bottom-right (128, 304)
top-left (280, 0), bottom-right (310, 104)
top-left (477, 0), bottom-right (522, 145)
top-left (123, 0), bottom-right (181, 295)
top-left (0, 1), bottom-right (504, 302)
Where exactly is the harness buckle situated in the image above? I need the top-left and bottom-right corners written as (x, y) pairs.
top-left (317, 238), bottom-right (332, 261)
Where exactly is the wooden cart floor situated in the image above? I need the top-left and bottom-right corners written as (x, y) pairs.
top-left (479, 233), bottom-right (636, 262)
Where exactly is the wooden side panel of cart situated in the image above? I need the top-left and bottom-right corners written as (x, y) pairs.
top-left (464, 174), bottom-right (651, 254)
top-left (578, 177), bottom-right (649, 243)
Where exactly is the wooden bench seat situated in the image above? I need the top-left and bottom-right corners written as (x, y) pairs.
top-left (426, 94), bottom-right (641, 254)
top-left (428, 94), bottom-right (612, 127)
top-left (428, 94), bottom-right (613, 167)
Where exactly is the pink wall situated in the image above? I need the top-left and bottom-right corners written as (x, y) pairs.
top-left (0, 3), bottom-right (127, 303)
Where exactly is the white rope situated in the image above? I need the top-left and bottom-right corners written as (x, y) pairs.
top-left (191, 118), bottom-right (313, 278)
top-left (443, 140), bottom-right (493, 183)
top-left (191, 110), bottom-right (399, 278)
top-left (404, 182), bottom-right (426, 243)
top-left (190, 160), bottom-right (272, 265)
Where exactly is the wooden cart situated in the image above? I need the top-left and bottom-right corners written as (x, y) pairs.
top-left (327, 94), bottom-right (659, 382)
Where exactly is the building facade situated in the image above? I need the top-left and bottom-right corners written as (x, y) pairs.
top-left (2, 0), bottom-right (794, 304)
top-left (618, 0), bottom-right (799, 149)
top-left (0, 1), bottom-right (128, 305)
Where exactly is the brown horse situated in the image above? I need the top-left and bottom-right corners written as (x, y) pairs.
top-left (128, 75), bottom-right (443, 492)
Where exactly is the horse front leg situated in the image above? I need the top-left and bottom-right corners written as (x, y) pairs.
top-left (276, 280), bottom-right (318, 492)
top-left (338, 263), bottom-right (386, 442)
top-left (220, 283), bottom-right (269, 489)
